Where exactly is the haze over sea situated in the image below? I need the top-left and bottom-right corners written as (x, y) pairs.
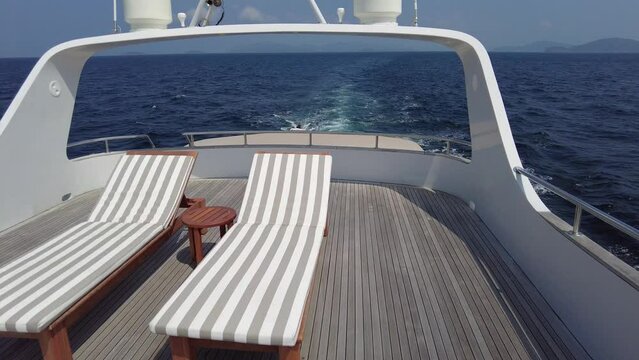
top-left (0, 52), bottom-right (637, 268)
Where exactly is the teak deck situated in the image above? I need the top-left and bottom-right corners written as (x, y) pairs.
top-left (0, 179), bottom-right (591, 359)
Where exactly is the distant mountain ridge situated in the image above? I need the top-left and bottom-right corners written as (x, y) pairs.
top-left (547, 38), bottom-right (639, 53)
top-left (494, 38), bottom-right (639, 53)
top-left (493, 41), bottom-right (570, 53)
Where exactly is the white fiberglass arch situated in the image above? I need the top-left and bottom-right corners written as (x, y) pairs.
top-left (0, 24), bottom-right (544, 225)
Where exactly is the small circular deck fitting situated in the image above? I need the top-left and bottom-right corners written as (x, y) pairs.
top-left (49, 81), bottom-right (61, 97)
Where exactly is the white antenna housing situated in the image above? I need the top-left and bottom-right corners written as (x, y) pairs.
top-left (177, 13), bottom-right (187, 27)
top-left (123, 0), bottom-right (173, 31)
top-left (353, 0), bottom-right (402, 25)
top-left (337, 8), bottom-right (345, 24)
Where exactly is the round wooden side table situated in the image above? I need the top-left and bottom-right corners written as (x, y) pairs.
top-left (181, 206), bottom-right (236, 265)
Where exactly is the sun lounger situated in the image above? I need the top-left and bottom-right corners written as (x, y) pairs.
top-left (149, 152), bottom-right (332, 360)
top-left (0, 150), bottom-right (201, 359)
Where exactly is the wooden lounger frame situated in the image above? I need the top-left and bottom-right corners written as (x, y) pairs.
top-left (0, 150), bottom-right (203, 360)
top-left (168, 151), bottom-right (330, 360)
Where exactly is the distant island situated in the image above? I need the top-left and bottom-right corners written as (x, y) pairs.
top-left (493, 41), bottom-right (570, 53)
top-left (493, 38), bottom-right (639, 53)
top-left (100, 37), bottom-right (639, 57)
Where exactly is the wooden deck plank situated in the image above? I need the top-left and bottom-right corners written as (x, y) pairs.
top-left (411, 187), bottom-right (506, 357)
top-left (404, 186), bottom-right (477, 360)
top-left (351, 182), bottom-right (365, 360)
top-left (412, 186), bottom-right (519, 359)
top-left (381, 184), bottom-right (430, 360)
top-left (453, 200), bottom-right (562, 358)
top-left (425, 188), bottom-right (522, 360)
top-left (361, 183), bottom-right (384, 360)
top-left (426, 187), bottom-right (531, 360)
top-left (389, 185), bottom-right (454, 360)
top-left (303, 177), bottom-right (338, 360)
top-left (397, 187), bottom-right (457, 360)
top-left (345, 182), bottom-right (358, 360)
top-left (0, 179), bottom-right (590, 360)
top-left (336, 182), bottom-right (350, 360)
top-left (446, 193), bottom-right (590, 359)
top-left (399, 185), bottom-right (459, 360)
top-left (370, 183), bottom-right (404, 359)
top-left (321, 181), bottom-right (345, 360)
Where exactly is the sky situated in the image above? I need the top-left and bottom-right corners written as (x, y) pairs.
top-left (0, 0), bottom-right (638, 57)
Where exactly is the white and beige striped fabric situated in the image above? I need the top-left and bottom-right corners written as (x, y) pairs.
top-left (0, 222), bottom-right (162, 333)
top-left (150, 153), bottom-right (332, 346)
top-left (236, 153), bottom-right (332, 227)
top-left (89, 154), bottom-right (195, 229)
top-left (0, 153), bottom-right (195, 333)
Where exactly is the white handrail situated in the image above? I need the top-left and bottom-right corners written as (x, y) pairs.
top-left (67, 134), bottom-right (155, 156)
top-left (182, 130), bottom-right (471, 160)
top-left (515, 167), bottom-right (639, 242)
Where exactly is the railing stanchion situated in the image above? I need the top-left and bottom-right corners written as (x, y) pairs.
top-left (148, 136), bottom-right (156, 148)
top-left (310, 132), bottom-right (313, 146)
top-left (375, 135), bottom-right (379, 149)
top-left (572, 205), bottom-right (583, 236)
top-left (446, 141), bottom-right (451, 155)
top-left (243, 133), bottom-right (248, 146)
top-left (105, 140), bottom-right (110, 153)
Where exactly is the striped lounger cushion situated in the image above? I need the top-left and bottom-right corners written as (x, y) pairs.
top-left (89, 154), bottom-right (195, 228)
top-left (0, 154), bottom-right (194, 333)
top-left (150, 153), bottom-right (332, 346)
top-left (236, 153), bottom-right (332, 227)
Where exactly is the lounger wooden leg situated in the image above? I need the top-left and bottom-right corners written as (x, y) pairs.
top-left (170, 337), bottom-right (197, 360)
top-left (38, 326), bottom-right (72, 360)
top-left (278, 341), bottom-right (302, 360)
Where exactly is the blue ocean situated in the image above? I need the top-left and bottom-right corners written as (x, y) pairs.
top-left (1, 52), bottom-right (637, 268)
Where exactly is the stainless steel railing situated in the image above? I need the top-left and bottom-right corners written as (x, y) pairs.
top-left (182, 130), bottom-right (471, 157)
top-left (67, 134), bottom-right (155, 154)
top-left (515, 167), bottom-right (639, 242)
